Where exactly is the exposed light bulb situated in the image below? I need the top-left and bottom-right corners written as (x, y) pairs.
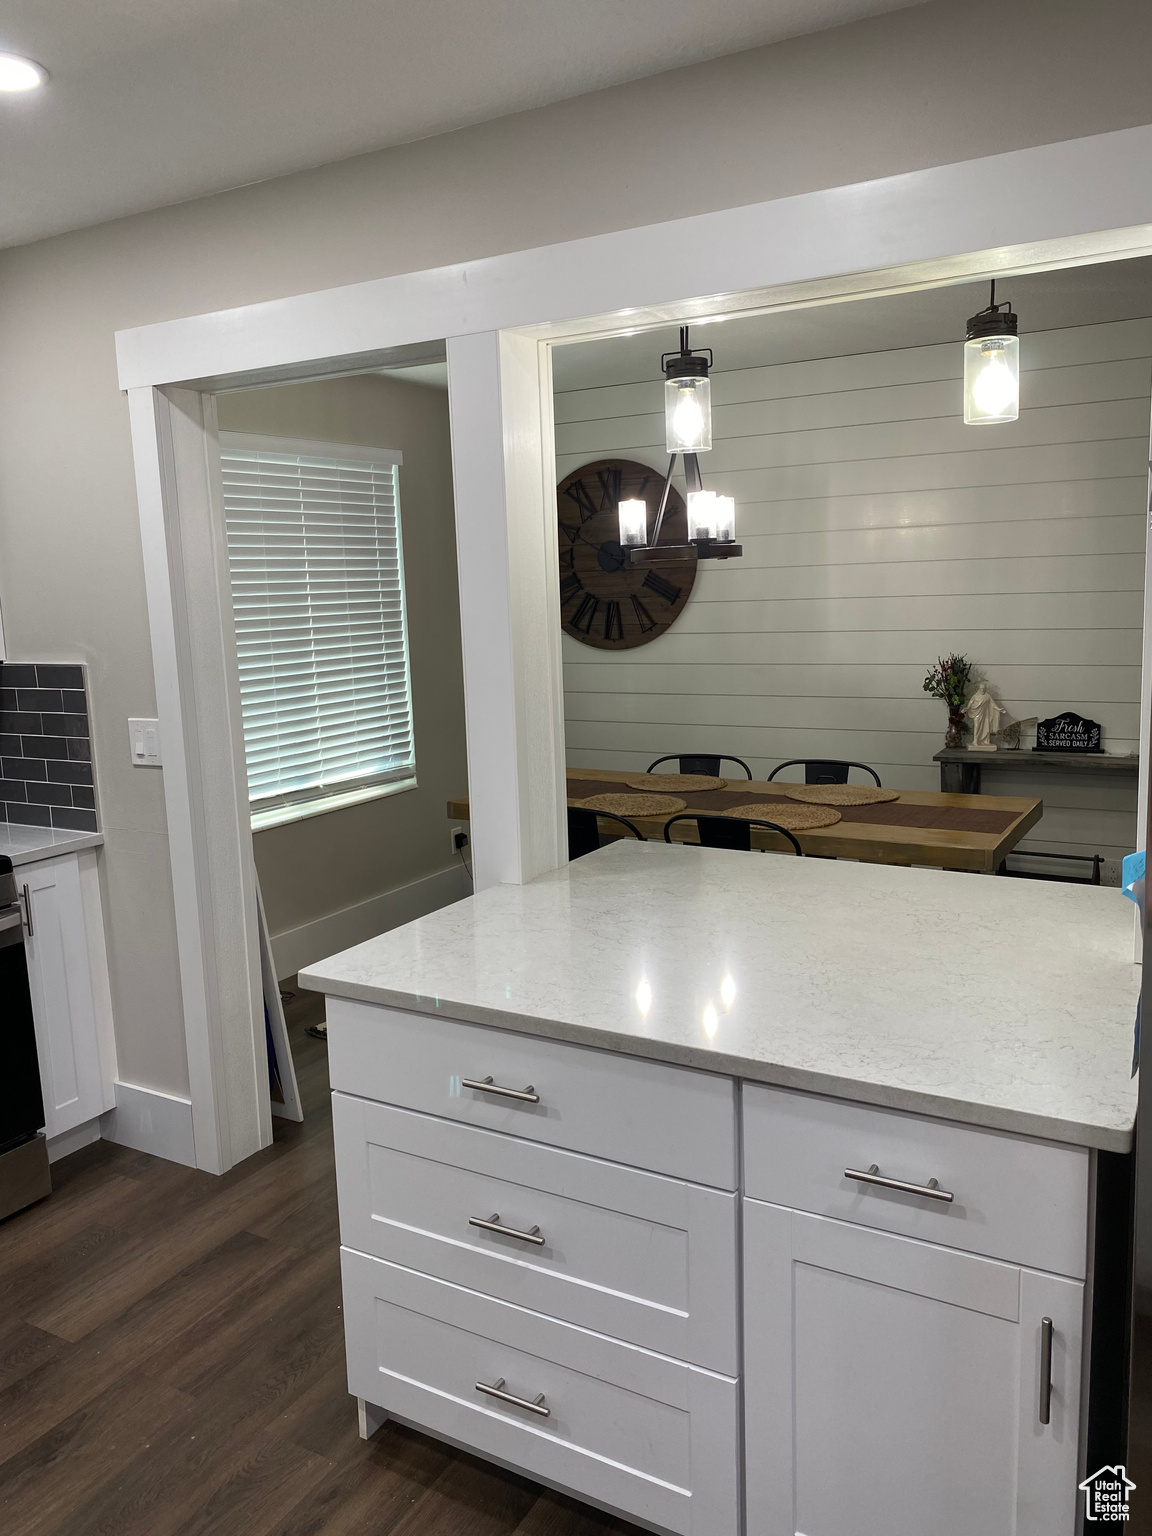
top-left (673, 391), bottom-right (703, 446)
top-left (971, 347), bottom-right (1017, 417)
top-left (0, 54), bottom-right (46, 91)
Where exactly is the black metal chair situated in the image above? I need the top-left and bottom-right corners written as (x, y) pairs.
top-left (767, 759), bottom-right (882, 787)
top-left (647, 753), bottom-right (753, 779)
top-left (567, 806), bottom-right (645, 861)
top-left (663, 812), bottom-right (802, 857)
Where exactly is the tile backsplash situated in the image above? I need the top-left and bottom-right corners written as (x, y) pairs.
top-left (0, 663), bottom-right (98, 832)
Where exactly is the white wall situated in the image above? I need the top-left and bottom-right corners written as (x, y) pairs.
top-left (556, 317), bottom-right (1151, 873)
top-left (1, 0), bottom-right (1150, 1099)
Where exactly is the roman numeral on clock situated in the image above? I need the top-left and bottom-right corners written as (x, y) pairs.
top-left (596, 467), bottom-right (622, 510)
top-left (571, 593), bottom-right (600, 633)
top-left (563, 479), bottom-right (599, 523)
top-left (603, 600), bottom-right (623, 643)
top-left (629, 594), bottom-right (657, 633)
top-left (643, 570), bottom-right (681, 605)
top-left (559, 571), bottom-right (583, 604)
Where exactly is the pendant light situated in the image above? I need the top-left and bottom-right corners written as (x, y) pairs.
top-left (964, 281), bottom-right (1019, 425)
top-left (620, 326), bottom-right (742, 565)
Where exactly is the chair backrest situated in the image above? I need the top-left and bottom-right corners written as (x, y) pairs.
top-left (647, 753), bottom-right (754, 779)
top-left (662, 812), bottom-right (802, 856)
top-left (566, 806), bottom-right (645, 861)
top-left (766, 758), bottom-right (882, 787)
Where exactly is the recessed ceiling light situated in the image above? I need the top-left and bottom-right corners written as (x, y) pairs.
top-left (0, 54), bottom-right (46, 92)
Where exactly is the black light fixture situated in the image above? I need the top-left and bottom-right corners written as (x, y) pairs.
top-left (619, 326), bottom-right (742, 565)
top-left (964, 280), bottom-right (1020, 424)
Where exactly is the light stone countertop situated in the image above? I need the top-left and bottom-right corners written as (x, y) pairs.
top-left (301, 840), bottom-right (1141, 1152)
top-left (0, 822), bottom-right (104, 866)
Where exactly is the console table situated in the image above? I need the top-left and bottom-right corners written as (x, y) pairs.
top-left (934, 748), bottom-right (1139, 795)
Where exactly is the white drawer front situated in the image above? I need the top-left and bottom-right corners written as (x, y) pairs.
top-left (742, 1083), bottom-right (1089, 1278)
top-left (342, 1248), bottom-right (739, 1536)
top-left (327, 996), bottom-right (737, 1188)
top-left (334, 1094), bottom-right (738, 1374)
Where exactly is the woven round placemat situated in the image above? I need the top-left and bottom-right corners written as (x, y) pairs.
top-left (720, 801), bottom-right (842, 830)
top-left (576, 792), bottom-right (687, 818)
top-left (777, 783), bottom-right (899, 807)
top-left (621, 772), bottom-right (727, 793)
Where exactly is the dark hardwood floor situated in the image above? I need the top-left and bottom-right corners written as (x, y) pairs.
top-left (0, 986), bottom-right (642, 1536)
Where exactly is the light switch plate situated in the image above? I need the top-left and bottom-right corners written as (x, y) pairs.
top-left (128, 717), bottom-right (162, 767)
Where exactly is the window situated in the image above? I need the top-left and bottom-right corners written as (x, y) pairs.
top-left (219, 433), bottom-right (415, 828)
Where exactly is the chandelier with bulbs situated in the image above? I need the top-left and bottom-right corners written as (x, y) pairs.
top-left (618, 326), bottom-right (742, 565)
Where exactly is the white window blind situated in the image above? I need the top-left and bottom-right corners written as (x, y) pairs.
top-left (219, 433), bottom-right (414, 821)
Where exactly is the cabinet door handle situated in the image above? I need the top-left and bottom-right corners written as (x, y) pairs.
top-left (844, 1162), bottom-right (954, 1204)
top-left (20, 883), bottom-right (33, 938)
top-left (462, 1075), bottom-right (540, 1104)
top-left (1039, 1316), bottom-right (1054, 1425)
top-left (475, 1377), bottom-right (550, 1417)
top-left (469, 1212), bottom-right (545, 1246)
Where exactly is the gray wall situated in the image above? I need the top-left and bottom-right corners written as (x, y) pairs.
top-left (215, 373), bottom-right (467, 968)
top-left (0, 0), bottom-right (1149, 1099)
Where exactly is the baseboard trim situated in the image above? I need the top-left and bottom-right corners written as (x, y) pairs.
top-left (102, 1080), bottom-right (196, 1167)
top-left (272, 863), bottom-right (471, 982)
top-left (47, 1119), bottom-right (103, 1163)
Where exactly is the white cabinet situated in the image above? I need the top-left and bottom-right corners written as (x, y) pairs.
top-left (22, 851), bottom-right (116, 1138)
top-left (343, 1248), bottom-right (740, 1536)
top-left (743, 1199), bottom-right (1084, 1536)
top-left (327, 998), bottom-right (1096, 1536)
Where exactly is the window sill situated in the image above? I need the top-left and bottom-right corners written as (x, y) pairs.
top-left (250, 775), bottom-right (417, 831)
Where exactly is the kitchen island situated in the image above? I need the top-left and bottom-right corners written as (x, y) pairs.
top-left (301, 841), bottom-right (1140, 1536)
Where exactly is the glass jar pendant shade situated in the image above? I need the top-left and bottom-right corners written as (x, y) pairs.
top-left (665, 374), bottom-right (712, 453)
top-left (617, 498), bottom-right (647, 546)
top-left (687, 490), bottom-right (735, 542)
top-left (963, 281), bottom-right (1020, 425)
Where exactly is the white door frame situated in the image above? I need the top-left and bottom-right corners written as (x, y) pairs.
top-left (119, 123), bottom-right (1152, 1172)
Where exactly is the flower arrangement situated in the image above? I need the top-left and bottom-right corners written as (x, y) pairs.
top-left (923, 654), bottom-right (973, 748)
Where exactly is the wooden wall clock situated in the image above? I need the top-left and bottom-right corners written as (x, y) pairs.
top-left (556, 458), bottom-right (697, 649)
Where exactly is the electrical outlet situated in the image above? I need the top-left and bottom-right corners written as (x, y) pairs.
top-left (450, 825), bottom-right (468, 855)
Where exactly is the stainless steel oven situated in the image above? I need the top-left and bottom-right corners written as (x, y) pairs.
top-left (0, 855), bottom-right (50, 1219)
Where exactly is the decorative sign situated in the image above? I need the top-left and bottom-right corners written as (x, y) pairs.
top-left (1034, 712), bottom-right (1102, 752)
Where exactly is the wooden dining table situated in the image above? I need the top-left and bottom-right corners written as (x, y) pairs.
top-left (447, 767), bottom-right (1044, 874)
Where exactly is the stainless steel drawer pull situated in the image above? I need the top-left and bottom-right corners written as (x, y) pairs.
top-left (475, 1377), bottom-right (550, 1417)
top-left (21, 884), bottom-right (33, 937)
top-left (469, 1212), bottom-right (545, 1246)
top-left (1039, 1316), bottom-right (1054, 1425)
top-left (462, 1074), bottom-right (540, 1104)
top-left (845, 1162), bottom-right (954, 1204)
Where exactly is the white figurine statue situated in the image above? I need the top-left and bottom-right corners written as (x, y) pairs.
top-left (966, 682), bottom-right (1004, 751)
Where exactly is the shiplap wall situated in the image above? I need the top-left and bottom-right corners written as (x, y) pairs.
top-left (555, 318), bottom-right (1152, 876)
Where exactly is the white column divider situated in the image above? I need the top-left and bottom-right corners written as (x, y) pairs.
top-left (447, 331), bottom-right (567, 889)
top-left (127, 385), bottom-right (269, 1171)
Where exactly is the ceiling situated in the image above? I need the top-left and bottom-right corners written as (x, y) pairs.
top-left (0, 0), bottom-right (923, 250)
top-left (550, 258), bottom-right (1152, 391)
top-left (372, 257), bottom-right (1152, 394)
